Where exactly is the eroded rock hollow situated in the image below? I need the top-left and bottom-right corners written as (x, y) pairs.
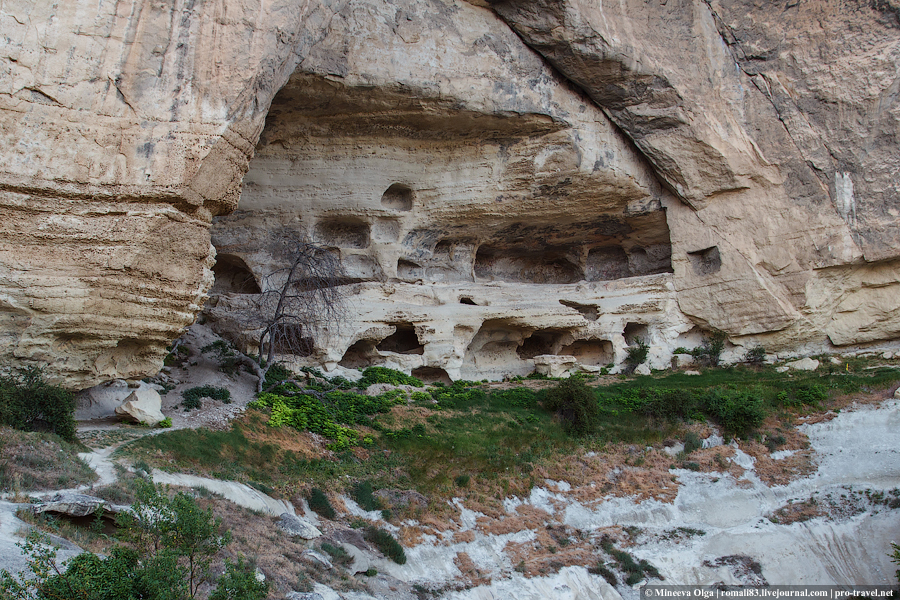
top-left (1, 0), bottom-right (899, 386)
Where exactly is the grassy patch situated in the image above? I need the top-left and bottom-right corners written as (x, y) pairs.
top-left (0, 427), bottom-right (96, 493)
top-left (122, 425), bottom-right (281, 485)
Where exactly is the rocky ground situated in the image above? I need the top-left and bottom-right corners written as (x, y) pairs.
top-left (2, 337), bottom-right (900, 598)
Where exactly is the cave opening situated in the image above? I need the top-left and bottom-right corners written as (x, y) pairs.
top-left (411, 366), bottom-right (452, 385)
top-left (381, 183), bottom-right (414, 211)
top-left (516, 329), bottom-right (567, 359)
top-left (376, 323), bottom-right (424, 355)
top-left (339, 339), bottom-right (379, 369)
top-left (624, 322), bottom-right (649, 346)
top-left (314, 218), bottom-right (371, 249)
top-left (560, 339), bottom-right (613, 366)
top-left (210, 254), bottom-right (261, 294)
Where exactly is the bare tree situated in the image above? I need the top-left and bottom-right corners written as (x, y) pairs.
top-left (236, 241), bottom-right (348, 392)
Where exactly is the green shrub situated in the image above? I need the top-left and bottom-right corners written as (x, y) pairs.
top-left (263, 363), bottom-right (293, 389)
top-left (182, 386), bottom-right (231, 411)
top-left (701, 389), bottom-right (765, 437)
top-left (357, 367), bottom-right (423, 389)
top-left (490, 387), bottom-right (539, 409)
top-left (0, 366), bottom-right (76, 442)
top-left (588, 562), bottom-right (617, 586)
top-left (158, 417), bottom-right (172, 428)
top-left (690, 330), bottom-right (727, 366)
top-left (454, 474), bottom-right (471, 488)
top-left (625, 338), bottom-right (650, 368)
top-left (431, 381), bottom-right (486, 410)
top-left (201, 340), bottom-right (241, 376)
top-left (306, 488), bottom-right (336, 519)
top-left (209, 557), bottom-right (269, 600)
top-left (683, 431), bottom-right (701, 454)
top-left (351, 480), bottom-right (382, 512)
top-left (320, 542), bottom-right (352, 566)
top-left (542, 376), bottom-right (599, 435)
top-left (364, 527), bottom-right (406, 565)
top-left (744, 346), bottom-right (766, 365)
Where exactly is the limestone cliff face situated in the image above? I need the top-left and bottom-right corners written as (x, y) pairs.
top-left (0, 0), bottom-right (338, 386)
top-left (1, 0), bottom-right (898, 386)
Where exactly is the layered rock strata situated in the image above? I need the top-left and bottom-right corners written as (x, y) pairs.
top-left (1, 0), bottom-right (899, 385)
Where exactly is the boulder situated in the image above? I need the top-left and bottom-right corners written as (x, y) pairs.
top-left (634, 363), bottom-right (652, 376)
top-left (75, 379), bottom-right (134, 420)
top-left (533, 355), bottom-right (578, 378)
top-left (115, 388), bottom-right (165, 426)
top-left (277, 513), bottom-right (322, 540)
top-left (33, 493), bottom-right (120, 518)
top-left (301, 549), bottom-right (332, 570)
top-left (786, 358), bottom-right (820, 372)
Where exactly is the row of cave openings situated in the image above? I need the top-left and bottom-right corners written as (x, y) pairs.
top-left (212, 181), bottom-right (697, 290)
top-left (336, 319), bottom-right (652, 382)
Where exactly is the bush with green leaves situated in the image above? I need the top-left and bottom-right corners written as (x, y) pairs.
top-left (364, 527), bottom-right (406, 564)
top-left (351, 480), bottom-right (382, 512)
top-left (625, 338), bottom-right (650, 369)
top-left (182, 386), bottom-right (232, 411)
top-left (690, 330), bottom-right (728, 366)
top-left (0, 366), bottom-right (76, 443)
top-left (743, 346), bottom-right (766, 365)
top-left (542, 376), bottom-right (599, 436)
top-left (356, 366), bottom-right (423, 389)
top-left (431, 381), bottom-right (486, 410)
top-left (250, 386), bottom-right (405, 449)
top-left (2, 480), bottom-right (234, 600)
top-left (306, 487), bottom-right (336, 519)
top-left (209, 557), bottom-right (269, 600)
top-left (490, 387), bottom-right (539, 409)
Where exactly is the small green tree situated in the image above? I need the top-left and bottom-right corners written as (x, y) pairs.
top-left (690, 330), bottom-right (727, 366)
top-left (116, 479), bottom-right (230, 598)
top-left (625, 338), bottom-right (650, 371)
top-left (542, 375), bottom-right (599, 435)
top-left (209, 557), bottom-right (269, 600)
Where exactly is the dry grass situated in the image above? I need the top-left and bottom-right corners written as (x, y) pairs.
top-left (0, 427), bottom-right (97, 493)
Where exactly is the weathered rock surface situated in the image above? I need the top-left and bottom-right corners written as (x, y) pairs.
top-left (1, 0), bottom-right (898, 385)
top-left (33, 493), bottom-right (120, 518)
top-left (785, 357), bottom-right (820, 372)
top-left (278, 512), bottom-right (322, 540)
top-left (114, 388), bottom-right (165, 426)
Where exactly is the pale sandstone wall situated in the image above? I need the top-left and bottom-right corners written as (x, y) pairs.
top-left (0, 0), bottom-right (342, 386)
top-left (2, 0), bottom-right (899, 385)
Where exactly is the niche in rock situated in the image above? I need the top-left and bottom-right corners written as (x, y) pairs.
top-left (627, 245), bottom-right (673, 276)
top-left (517, 330), bottom-right (568, 359)
top-left (376, 323), bottom-right (424, 355)
top-left (463, 320), bottom-right (530, 370)
top-left (412, 366), bottom-right (452, 385)
top-left (559, 299), bottom-right (598, 321)
top-left (211, 254), bottom-right (261, 294)
top-left (474, 246), bottom-right (582, 284)
top-left (624, 322), bottom-right (649, 346)
top-left (459, 297), bottom-right (478, 305)
top-left (315, 218), bottom-right (370, 249)
top-left (397, 259), bottom-right (423, 280)
top-left (339, 339), bottom-right (379, 369)
top-left (381, 184), bottom-right (414, 211)
top-left (585, 246), bottom-right (631, 281)
top-left (687, 246), bottom-right (722, 276)
top-left (560, 340), bottom-right (613, 366)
